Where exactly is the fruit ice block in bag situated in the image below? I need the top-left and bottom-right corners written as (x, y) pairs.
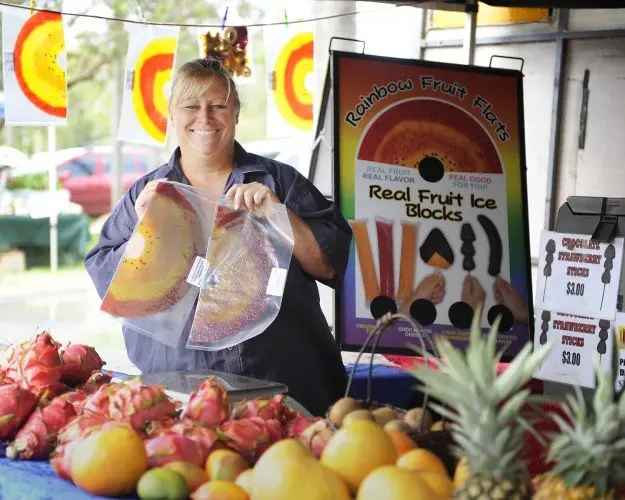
top-left (101, 181), bottom-right (218, 347)
top-left (187, 200), bottom-right (294, 351)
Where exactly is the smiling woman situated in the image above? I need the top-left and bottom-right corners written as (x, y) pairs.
top-left (84, 58), bottom-right (353, 416)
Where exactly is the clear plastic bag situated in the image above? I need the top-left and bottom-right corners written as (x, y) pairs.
top-left (186, 199), bottom-right (294, 351)
top-left (101, 181), bottom-right (218, 347)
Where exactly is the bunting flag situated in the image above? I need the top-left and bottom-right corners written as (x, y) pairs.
top-left (264, 27), bottom-right (314, 138)
top-left (1, 7), bottom-right (67, 125)
top-left (118, 24), bottom-right (179, 146)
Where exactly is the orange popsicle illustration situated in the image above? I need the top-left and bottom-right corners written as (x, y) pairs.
top-left (350, 219), bottom-right (380, 304)
top-left (397, 221), bottom-right (418, 302)
top-left (375, 217), bottom-right (395, 299)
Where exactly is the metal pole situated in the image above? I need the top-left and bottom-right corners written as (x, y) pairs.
top-left (417, 7), bottom-right (428, 60)
top-left (463, 0), bottom-right (478, 65)
top-left (48, 125), bottom-right (58, 273)
top-left (111, 57), bottom-right (124, 211)
top-left (544, 9), bottom-right (569, 230)
top-left (5, 126), bottom-right (14, 147)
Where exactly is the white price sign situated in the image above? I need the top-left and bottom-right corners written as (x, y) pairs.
top-left (614, 315), bottom-right (625, 393)
top-left (535, 232), bottom-right (623, 321)
top-left (534, 310), bottom-right (614, 389)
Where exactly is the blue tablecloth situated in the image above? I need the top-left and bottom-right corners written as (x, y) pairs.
top-left (0, 364), bottom-right (418, 499)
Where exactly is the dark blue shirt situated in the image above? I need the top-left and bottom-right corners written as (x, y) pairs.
top-left (85, 142), bottom-right (352, 415)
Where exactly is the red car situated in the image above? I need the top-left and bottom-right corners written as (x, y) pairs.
top-left (55, 146), bottom-right (164, 216)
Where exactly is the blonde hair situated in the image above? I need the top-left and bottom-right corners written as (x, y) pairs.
top-left (169, 58), bottom-right (241, 114)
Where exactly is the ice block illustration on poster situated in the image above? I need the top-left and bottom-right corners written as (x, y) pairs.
top-left (334, 52), bottom-right (532, 357)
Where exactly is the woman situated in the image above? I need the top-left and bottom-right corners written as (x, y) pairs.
top-left (85, 58), bottom-right (352, 416)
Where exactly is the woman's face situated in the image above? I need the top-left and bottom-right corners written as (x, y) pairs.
top-left (172, 76), bottom-right (238, 161)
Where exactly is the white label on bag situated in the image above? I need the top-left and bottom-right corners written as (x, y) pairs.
top-left (266, 268), bottom-right (288, 297)
top-left (616, 349), bottom-right (625, 393)
top-left (187, 256), bottom-right (209, 287)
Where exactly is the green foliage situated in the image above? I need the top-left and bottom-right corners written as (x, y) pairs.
top-left (7, 173), bottom-right (49, 190)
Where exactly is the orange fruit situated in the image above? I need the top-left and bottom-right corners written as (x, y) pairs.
top-left (165, 461), bottom-right (208, 492)
top-left (357, 465), bottom-right (436, 500)
top-left (419, 471), bottom-right (454, 498)
top-left (321, 419), bottom-right (397, 494)
top-left (235, 469), bottom-right (254, 495)
top-left (396, 448), bottom-right (449, 478)
top-left (454, 456), bottom-right (471, 488)
top-left (191, 480), bottom-right (249, 500)
top-left (385, 429), bottom-right (417, 457)
top-left (205, 448), bottom-right (249, 482)
top-left (71, 425), bottom-right (148, 496)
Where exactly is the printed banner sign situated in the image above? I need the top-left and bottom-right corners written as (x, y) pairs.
top-left (1, 7), bottom-right (67, 125)
top-left (264, 26), bottom-right (314, 137)
top-left (533, 310), bottom-right (614, 389)
top-left (535, 231), bottom-right (623, 321)
top-left (118, 24), bottom-right (179, 146)
top-left (333, 52), bottom-right (533, 359)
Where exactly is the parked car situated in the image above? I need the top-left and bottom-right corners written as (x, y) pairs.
top-left (14, 145), bottom-right (166, 216)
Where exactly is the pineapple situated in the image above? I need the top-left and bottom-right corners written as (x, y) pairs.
top-left (409, 308), bottom-right (551, 499)
top-left (533, 360), bottom-right (625, 500)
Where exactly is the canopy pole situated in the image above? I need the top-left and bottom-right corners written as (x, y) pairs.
top-left (463, 0), bottom-right (478, 65)
top-left (48, 125), bottom-right (58, 273)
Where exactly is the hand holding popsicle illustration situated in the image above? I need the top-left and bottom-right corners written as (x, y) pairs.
top-left (398, 273), bottom-right (446, 314)
top-left (493, 276), bottom-right (528, 323)
top-left (461, 275), bottom-right (485, 310)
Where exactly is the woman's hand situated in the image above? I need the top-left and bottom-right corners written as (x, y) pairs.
top-left (461, 275), bottom-right (485, 310)
top-left (494, 276), bottom-right (528, 322)
top-left (225, 182), bottom-right (280, 211)
top-left (135, 178), bottom-right (167, 220)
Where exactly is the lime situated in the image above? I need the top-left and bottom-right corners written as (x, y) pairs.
top-left (137, 467), bottom-right (189, 500)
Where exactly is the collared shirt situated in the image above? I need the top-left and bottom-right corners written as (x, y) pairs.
top-left (85, 142), bottom-right (352, 415)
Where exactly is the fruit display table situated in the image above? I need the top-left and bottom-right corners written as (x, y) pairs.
top-left (0, 213), bottom-right (90, 268)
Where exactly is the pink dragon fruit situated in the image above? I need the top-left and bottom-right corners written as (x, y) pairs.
top-left (14, 332), bottom-right (65, 401)
top-left (183, 377), bottom-right (230, 427)
top-left (145, 416), bottom-right (178, 436)
top-left (0, 384), bottom-right (38, 441)
top-left (217, 416), bottom-right (284, 464)
top-left (285, 415), bottom-right (320, 439)
top-left (59, 344), bottom-right (105, 387)
top-left (6, 395), bottom-right (76, 459)
top-left (297, 419), bottom-right (333, 458)
top-left (144, 430), bottom-right (205, 468)
top-left (108, 377), bottom-right (180, 431)
top-left (79, 370), bottom-right (113, 394)
top-left (169, 418), bottom-right (219, 462)
top-left (59, 390), bottom-right (89, 414)
top-left (231, 394), bottom-right (288, 421)
top-left (51, 416), bottom-right (126, 479)
top-left (0, 342), bottom-right (25, 381)
top-left (81, 382), bottom-right (120, 415)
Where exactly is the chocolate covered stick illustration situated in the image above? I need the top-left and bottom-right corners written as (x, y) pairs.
top-left (420, 228), bottom-right (454, 269)
top-left (477, 215), bottom-right (502, 277)
top-left (597, 319), bottom-right (610, 363)
top-left (542, 239), bottom-right (556, 301)
top-left (397, 221), bottom-right (418, 303)
top-left (540, 311), bottom-right (551, 368)
top-left (375, 217), bottom-right (395, 299)
top-left (601, 244), bottom-right (615, 309)
top-left (460, 223), bottom-right (476, 273)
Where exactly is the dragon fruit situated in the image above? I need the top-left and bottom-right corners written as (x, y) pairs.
top-left (297, 419), bottom-right (333, 458)
top-left (0, 342), bottom-right (25, 381)
top-left (108, 378), bottom-right (180, 431)
top-left (51, 416), bottom-right (126, 479)
top-left (14, 332), bottom-right (65, 401)
top-left (59, 390), bottom-right (89, 414)
top-left (217, 417), bottom-right (283, 464)
top-left (183, 377), bottom-right (230, 427)
top-left (144, 430), bottom-right (205, 468)
top-left (169, 418), bottom-right (219, 462)
top-left (59, 343), bottom-right (105, 386)
top-left (231, 394), bottom-right (288, 421)
top-left (285, 415), bottom-right (319, 439)
top-left (145, 416), bottom-right (178, 436)
top-left (79, 370), bottom-right (113, 394)
top-left (0, 384), bottom-right (38, 442)
top-left (81, 382), bottom-right (119, 415)
top-left (6, 395), bottom-right (76, 459)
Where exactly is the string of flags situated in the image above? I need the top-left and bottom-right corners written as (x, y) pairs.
top-left (1, 1), bottom-right (389, 142)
